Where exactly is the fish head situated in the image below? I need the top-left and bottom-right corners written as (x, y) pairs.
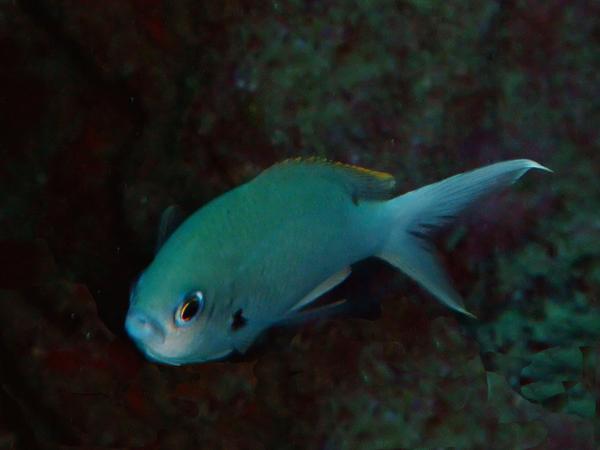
top-left (125, 264), bottom-right (236, 366)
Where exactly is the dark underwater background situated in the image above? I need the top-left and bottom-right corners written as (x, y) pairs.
top-left (1, 1), bottom-right (599, 448)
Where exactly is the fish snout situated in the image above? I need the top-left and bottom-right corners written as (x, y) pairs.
top-left (125, 309), bottom-right (166, 345)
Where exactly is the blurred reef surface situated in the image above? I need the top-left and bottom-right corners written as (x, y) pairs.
top-left (1, 0), bottom-right (599, 448)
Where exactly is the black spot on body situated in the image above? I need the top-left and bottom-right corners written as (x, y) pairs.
top-left (231, 308), bottom-right (247, 331)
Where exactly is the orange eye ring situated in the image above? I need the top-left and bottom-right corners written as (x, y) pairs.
top-left (175, 291), bottom-right (204, 326)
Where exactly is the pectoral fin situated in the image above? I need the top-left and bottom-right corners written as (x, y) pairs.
top-left (156, 205), bottom-right (184, 253)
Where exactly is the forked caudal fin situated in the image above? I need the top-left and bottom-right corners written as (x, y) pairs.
top-left (377, 159), bottom-right (552, 318)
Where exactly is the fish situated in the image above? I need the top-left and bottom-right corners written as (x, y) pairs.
top-left (125, 157), bottom-right (551, 365)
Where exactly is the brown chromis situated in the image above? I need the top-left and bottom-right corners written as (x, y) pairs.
top-left (125, 158), bottom-right (550, 365)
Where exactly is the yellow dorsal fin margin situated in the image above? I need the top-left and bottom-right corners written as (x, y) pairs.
top-left (268, 156), bottom-right (396, 201)
top-left (281, 156), bottom-right (394, 182)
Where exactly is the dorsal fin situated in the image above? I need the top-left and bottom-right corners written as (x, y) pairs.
top-left (264, 157), bottom-right (396, 201)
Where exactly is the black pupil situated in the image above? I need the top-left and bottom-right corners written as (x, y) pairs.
top-left (181, 297), bottom-right (199, 321)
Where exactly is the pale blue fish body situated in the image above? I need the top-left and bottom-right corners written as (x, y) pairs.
top-left (126, 158), bottom-right (550, 365)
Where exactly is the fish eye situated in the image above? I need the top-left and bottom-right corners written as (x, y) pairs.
top-left (175, 291), bottom-right (204, 326)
